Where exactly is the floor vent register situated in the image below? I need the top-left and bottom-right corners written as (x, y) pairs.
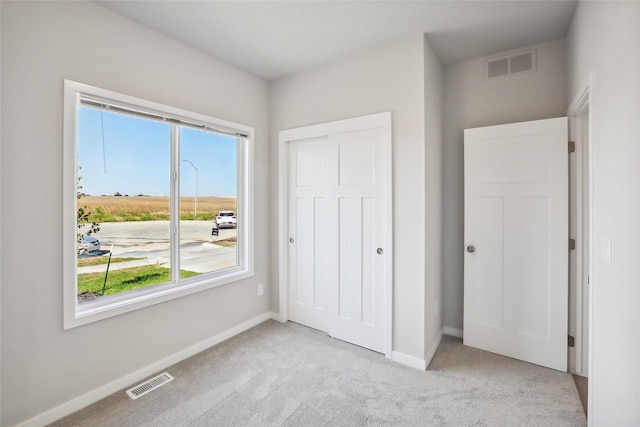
top-left (126, 372), bottom-right (175, 400)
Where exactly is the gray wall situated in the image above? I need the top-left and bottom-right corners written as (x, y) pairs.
top-left (0, 3), bottom-right (270, 425)
top-left (441, 39), bottom-right (568, 331)
top-left (423, 37), bottom-right (444, 360)
top-left (270, 34), bottom-right (444, 363)
top-left (567, 1), bottom-right (640, 423)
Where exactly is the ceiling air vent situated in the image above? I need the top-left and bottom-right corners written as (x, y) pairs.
top-left (487, 58), bottom-right (509, 78)
top-left (486, 49), bottom-right (536, 79)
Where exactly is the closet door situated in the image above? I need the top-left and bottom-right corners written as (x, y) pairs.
top-left (287, 120), bottom-right (389, 354)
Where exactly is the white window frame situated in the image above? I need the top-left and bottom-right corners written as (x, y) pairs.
top-left (63, 80), bottom-right (254, 329)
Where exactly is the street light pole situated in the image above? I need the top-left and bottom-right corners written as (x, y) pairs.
top-left (181, 159), bottom-right (198, 219)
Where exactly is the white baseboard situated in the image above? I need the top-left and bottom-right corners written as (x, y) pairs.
top-left (443, 326), bottom-right (463, 338)
top-left (391, 331), bottom-right (444, 372)
top-left (424, 331), bottom-right (443, 369)
top-left (272, 311), bottom-right (287, 323)
top-left (391, 351), bottom-right (427, 371)
top-left (17, 311), bottom-right (278, 427)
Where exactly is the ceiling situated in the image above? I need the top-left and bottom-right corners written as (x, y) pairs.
top-left (97, 1), bottom-right (578, 81)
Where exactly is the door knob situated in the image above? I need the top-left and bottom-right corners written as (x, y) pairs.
top-left (289, 237), bottom-right (295, 244)
top-left (377, 248), bottom-right (383, 255)
top-left (467, 245), bottom-right (476, 253)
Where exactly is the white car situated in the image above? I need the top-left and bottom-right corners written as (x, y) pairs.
top-left (216, 211), bottom-right (237, 228)
top-left (78, 234), bottom-right (101, 254)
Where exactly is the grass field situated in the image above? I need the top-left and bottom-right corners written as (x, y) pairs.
top-left (78, 265), bottom-right (199, 297)
top-left (77, 256), bottom-right (139, 267)
top-left (78, 196), bottom-right (236, 222)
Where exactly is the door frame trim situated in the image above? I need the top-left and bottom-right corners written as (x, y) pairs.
top-left (567, 72), bottom-right (595, 422)
top-left (568, 79), bottom-right (591, 377)
top-left (277, 112), bottom-right (393, 358)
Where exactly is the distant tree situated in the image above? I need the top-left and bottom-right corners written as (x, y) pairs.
top-left (114, 192), bottom-right (122, 197)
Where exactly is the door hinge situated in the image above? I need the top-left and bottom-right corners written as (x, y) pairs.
top-left (568, 141), bottom-right (576, 153)
top-left (568, 335), bottom-right (575, 347)
top-left (569, 238), bottom-right (576, 250)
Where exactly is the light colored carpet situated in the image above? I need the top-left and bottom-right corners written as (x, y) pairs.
top-left (51, 320), bottom-right (586, 426)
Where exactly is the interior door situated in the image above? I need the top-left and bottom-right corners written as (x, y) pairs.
top-left (464, 117), bottom-right (568, 371)
top-left (288, 127), bottom-right (387, 354)
top-left (288, 137), bottom-right (331, 333)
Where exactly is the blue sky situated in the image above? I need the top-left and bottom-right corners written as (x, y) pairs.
top-left (78, 107), bottom-right (237, 197)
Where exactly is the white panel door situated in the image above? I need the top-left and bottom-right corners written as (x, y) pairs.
top-left (327, 128), bottom-right (386, 353)
top-left (464, 117), bottom-right (568, 371)
top-left (288, 127), bottom-right (387, 354)
top-left (288, 138), bottom-right (331, 332)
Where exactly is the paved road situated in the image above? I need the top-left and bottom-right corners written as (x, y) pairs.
top-left (79, 221), bottom-right (237, 274)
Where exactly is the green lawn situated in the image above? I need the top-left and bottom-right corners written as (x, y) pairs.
top-left (78, 265), bottom-right (199, 296)
top-left (77, 256), bottom-right (139, 267)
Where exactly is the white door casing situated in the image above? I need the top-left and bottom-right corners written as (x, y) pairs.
top-left (464, 117), bottom-right (568, 372)
top-left (568, 80), bottom-right (592, 378)
top-left (279, 112), bottom-right (392, 357)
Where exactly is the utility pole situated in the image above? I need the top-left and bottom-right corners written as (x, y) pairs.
top-left (181, 159), bottom-right (198, 218)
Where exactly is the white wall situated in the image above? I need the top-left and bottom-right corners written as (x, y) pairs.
top-left (441, 39), bottom-right (568, 331)
top-left (0, 2), bottom-right (270, 425)
top-left (270, 34), bottom-right (443, 364)
top-left (566, 2), bottom-right (640, 424)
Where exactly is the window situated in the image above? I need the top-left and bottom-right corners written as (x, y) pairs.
top-left (63, 80), bottom-right (253, 329)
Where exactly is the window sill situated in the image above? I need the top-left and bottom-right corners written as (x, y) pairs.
top-left (65, 268), bottom-right (253, 329)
